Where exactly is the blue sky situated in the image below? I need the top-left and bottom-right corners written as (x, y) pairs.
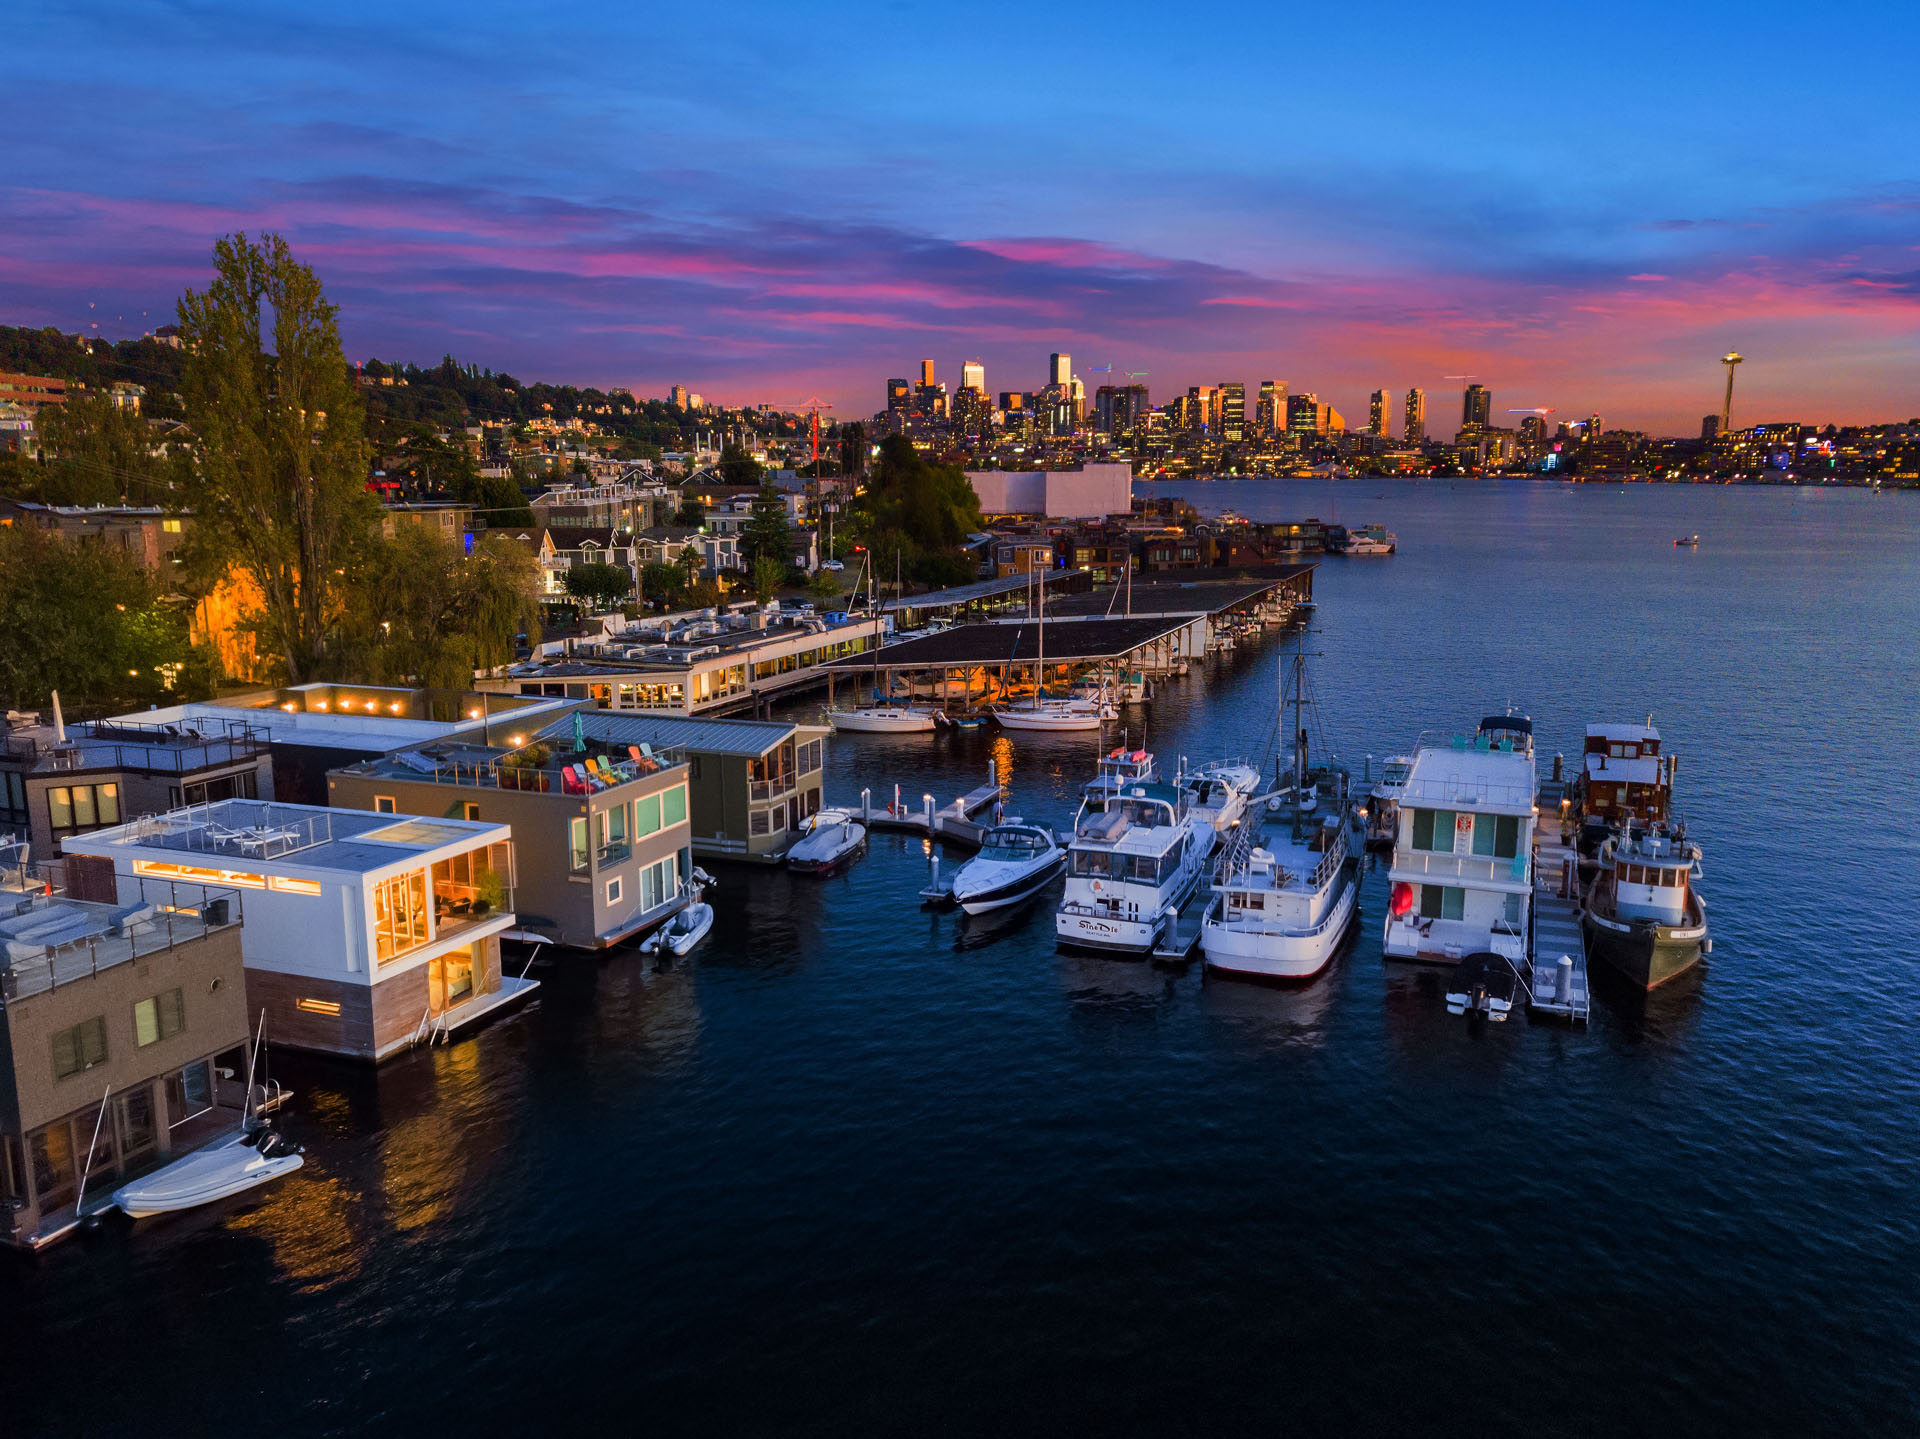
top-left (5, 0), bottom-right (1917, 431)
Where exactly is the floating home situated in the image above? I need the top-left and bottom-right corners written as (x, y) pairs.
top-left (62, 800), bottom-right (526, 1062)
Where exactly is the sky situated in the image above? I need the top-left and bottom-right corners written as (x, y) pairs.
top-left (5, 1), bottom-right (1918, 435)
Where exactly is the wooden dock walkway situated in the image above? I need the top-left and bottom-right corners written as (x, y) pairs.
top-left (1527, 806), bottom-right (1591, 1026)
top-left (849, 769), bottom-right (1001, 852)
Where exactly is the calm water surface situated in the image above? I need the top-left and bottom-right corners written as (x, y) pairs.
top-left (6, 480), bottom-right (1918, 1436)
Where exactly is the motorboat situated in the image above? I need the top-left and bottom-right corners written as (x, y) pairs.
top-left (787, 808), bottom-right (867, 873)
top-left (1362, 754), bottom-right (1413, 850)
top-left (1583, 820), bottom-right (1709, 990)
top-left (1082, 746), bottom-right (1157, 805)
top-left (113, 1123), bottom-right (304, 1218)
top-left (994, 700), bottom-right (1115, 731)
top-left (1055, 782), bottom-right (1213, 954)
top-left (1675, 534), bottom-right (1700, 547)
top-left (1343, 523), bottom-right (1397, 555)
top-left (827, 704), bottom-right (941, 733)
top-left (643, 899), bottom-right (714, 955)
top-left (949, 822), bottom-right (1067, 914)
top-left (1444, 952), bottom-right (1519, 1019)
top-left (1179, 759), bottom-right (1261, 839)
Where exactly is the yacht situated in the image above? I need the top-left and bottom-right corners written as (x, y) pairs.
top-left (1083, 746), bottom-right (1157, 805)
top-left (827, 704), bottom-right (941, 734)
top-left (1179, 759), bottom-right (1262, 842)
top-left (1362, 754), bottom-right (1413, 851)
top-left (1343, 523), bottom-right (1397, 555)
top-left (787, 808), bottom-right (867, 873)
top-left (1056, 782), bottom-right (1212, 954)
top-left (1382, 714), bottom-right (1536, 967)
top-left (949, 821), bottom-right (1067, 914)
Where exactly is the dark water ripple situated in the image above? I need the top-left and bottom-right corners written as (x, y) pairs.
top-left (4, 480), bottom-right (1918, 1436)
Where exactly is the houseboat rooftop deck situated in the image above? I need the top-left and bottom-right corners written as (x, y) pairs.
top-left (76, 798), bottom-right (510, 876)
top-left (0, 887), bottom-right (242, 1001)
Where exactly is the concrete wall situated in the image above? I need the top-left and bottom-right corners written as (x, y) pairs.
top-left (965, 463), bottom-right (1132, 519)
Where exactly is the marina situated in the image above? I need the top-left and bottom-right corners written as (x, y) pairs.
top-left (4, 478), bottom-right (1916, 1437)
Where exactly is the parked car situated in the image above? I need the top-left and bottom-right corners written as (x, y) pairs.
top-left (821, 559), bottom-right (845, 571)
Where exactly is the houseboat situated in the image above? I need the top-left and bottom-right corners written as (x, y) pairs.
top-left (1055, 782), bottom-right (1212, 955)
top-left (1574, 720), bottom-right (1671, 875)
top-left (1382, 715), bottom-right (1536, 967)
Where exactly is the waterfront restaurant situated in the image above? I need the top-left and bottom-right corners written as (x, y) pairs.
top-left (0, 852), bottom-right (252, 1250)
top-left (328, 725), bottom-right (697, 945)
top-left (62, 799), bottom-right (526, 1062)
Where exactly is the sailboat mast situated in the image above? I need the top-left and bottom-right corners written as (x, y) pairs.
top-left (1034, 554), bottom-right (1045, 711)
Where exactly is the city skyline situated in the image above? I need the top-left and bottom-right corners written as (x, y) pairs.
top-left (4, 2), bottom-right (1917, 433)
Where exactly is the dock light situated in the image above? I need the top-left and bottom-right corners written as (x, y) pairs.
top-left (389, 703), bottom-right (403, 714)
top-left (366, 700), bottom-right (377, 712)
top-left (282, 703), bottom-right (296, 713)
top-left (509, 734), bottom-right (524, 746)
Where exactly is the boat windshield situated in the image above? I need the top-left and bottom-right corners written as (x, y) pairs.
top-left (979, 830), bottom-right (1048, 861)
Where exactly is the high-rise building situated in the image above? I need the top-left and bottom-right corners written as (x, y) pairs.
top-left (1369, 389), bottom-right (1393, 438)
top-left (951, 385), bottom-right (989, 435)
top-left (1518, 414), bottom-right (1548, 452)
top-left (886, 378), bottom-right (911, 413)
top-left (1700, 414), bottom-right (1722, 443)
top-left (1049, 353), bottom-right (1071, 388)
top-left (670, 384), bottom-right (688, 409)
top-left (1218, 382), bottom-right (1246, 441)
top-left (920, 358), bottom-right (936, 388)
top-left (1095, 384), bottom-right (1151, 434)
top-left (1462, 383), bottom-right (1492, 429)
top-left (1404, 388), bottom-right (1427, 443)
top-left (961, 360), bottom-right (986, 394)
top-left (1286, 393), bottom-right (1338, 437)
top-left (1255, 380), bottom-right (1285, 435)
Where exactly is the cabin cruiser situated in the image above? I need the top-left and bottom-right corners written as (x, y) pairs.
top-left (827, 704), bottom-right (941, 734)
top-left (1362, 754), bottom-right (1413, 851)
top-left (1583, 820), bottom-right (1709, 990)
top-left (1343, 523), bottom-right (1397, 555)
top-left (1201, 785), bottom-right (1356, 982)
top-left (949, 822), bottom-right (1067, 914)
top-left (1083, 746), bottom-right (1157, 805)
top-left (1382, 714), bottom-right (1536, 966)
top-left (1056, 783), bottom-right (1212, 954)
top-left (1179, 759), bottom-right (1262, 842)
top-left (787, 808), bottom-right (867, 873)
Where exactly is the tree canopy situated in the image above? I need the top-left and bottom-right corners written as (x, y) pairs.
top-left (719, 441), bottom-right (764, 487)
top-left (562, 561), bottom-right (633, 610)
top-left (848, 435), bottom-right (983, 588)
top-left (338, 529), bottom-right (541, 688)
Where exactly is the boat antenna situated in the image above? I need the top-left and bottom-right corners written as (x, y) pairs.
top-left (243, 1008), bottom-right (265, 1130)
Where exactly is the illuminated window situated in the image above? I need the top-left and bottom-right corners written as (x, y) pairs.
top-left (294, 997), bottom-right (342, 1016)
top-left (132, 858), bottom-right (266, 889)
top-left (372, 869), bottom-right (430, 962)
top-left (268, 875), bottom-right (322, 896)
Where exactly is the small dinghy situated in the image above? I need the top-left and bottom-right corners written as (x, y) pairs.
top-left (787, 808), bottom-right (867, 874)
top-left (113, 1122), bottom-right (303, 1218)
top-left (1445, 952), bottom-right (1519, 1021)
top-left (644, 900), bottom-right (713, 956)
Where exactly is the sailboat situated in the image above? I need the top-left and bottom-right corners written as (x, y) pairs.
top-left (112, 1013), bottom-right (304, 1219)
top-left (994, 556), bottom-right (1115, 731)
top-left (826, 551), bottom-right (942, 733)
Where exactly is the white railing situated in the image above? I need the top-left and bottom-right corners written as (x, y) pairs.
top-left (1392, 849), bottom-right (1530, 886)
top-left (1402, 776), bottom-right (1535, 809)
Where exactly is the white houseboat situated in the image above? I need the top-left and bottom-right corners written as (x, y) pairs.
top-left (1382, 716), bottom-right (1536, 966)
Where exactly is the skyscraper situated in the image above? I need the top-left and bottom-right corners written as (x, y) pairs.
top-left (1404, 388), bottom-right (1427, 443)
top-left (1369, 389), bottom-right (1392, 438)
top-left (886, 378), bottom-right (911, 413)
top-left (670, 384), bottom-right (688, 409)
top-left (920, 358), bottom-right (936, 388)
top-left (1255, 380), bottom-right (1285, 435)
top-left (1286, 393), bottom-right (1321, 436)
top-left (1218, 382), bottom-right (1245, 441)
top-left (1188, 385), bottom-right (1219, 433)
top-left (961, 360), bottom-right (985, 394)
top-left (1462, 383), bottom-right (1492, 429)
top-left (1700, 414), bottom-right (1722, 443)
top-left (1049, 353), bottom-right (1071, 388)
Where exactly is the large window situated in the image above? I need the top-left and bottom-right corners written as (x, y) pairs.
top-left (1469, 813), bottom-right (1521, 859)
top-left (569, 817), bottom-right (590, 873)
top-left (635, 793), bottom-right (662, 836)
top-left (47, 782), bottom-right (120, 836)
top-left (164, 1060), bottom-right (213, 1128)
top-left (1410, 808), bottom-right (1452, 852)
top-left (1418, 884), bottom-right (1466, 921)
top-left (28, 1123), bottom-right (74, 1208)
top-left (134, 988), bottom-right (186, 1048)
top-left (182, 770), bottom-right (256, 807)
top-left (373, 869), bottom-right (429, 961)
top-left (662, 783), bottom-right (687, 827)
top-left (52, 1016), bottom-right (108, 1080)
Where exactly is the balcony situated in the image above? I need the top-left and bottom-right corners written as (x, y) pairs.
top-left (748, 772), bottom-right (799, 804)
top-left (0, 874), bottom-right (244, 1002)
top-left (429, 843), bottom-right (515, 944)
top-left (1389, 848), bottom-right (1531, 888)
top-left (392, 741), bottom-right (686, 795)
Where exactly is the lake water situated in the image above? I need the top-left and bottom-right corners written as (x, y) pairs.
top-left (6, 480), bottom-right (1918, 1436)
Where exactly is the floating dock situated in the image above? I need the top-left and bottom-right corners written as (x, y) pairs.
top-left (1150, 898), bottom-right (1207, 962)
top-left (1526, 795), bottom-right (1591, 1026)
top-left (853, 769), bottom-right (1001, 852)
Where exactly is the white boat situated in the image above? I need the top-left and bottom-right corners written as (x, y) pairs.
top-left (1055, 781), bottom-right (1213, 954)
top-left (827, 705), bottom-right (941, 734)
top-left (1362, 754), bottom-right (1413, 850)
top-left (1344, 523), bottom-right (1397, 555)
top-left (644, 899), bottom-right (713, 955)
top-left (113, 1124), bottom-right (305, 1218)
top-left (1382, 714), bottom-right (1536, 966)
top-left (1083, 746), bottom-right (1156, 805)
top-left (994, 700), bottom-right (1115, 731)
top-left (1444, 952), bottom-right (1519, 1019)
top-left (1179, 759), bottom-right (1262, 839)
top-left (787, 808), bottom-right (867, 873)
top-left (1200, 648), bottom-right (1358, 981)
top-left (950, 822), bottom-right (1067, 914)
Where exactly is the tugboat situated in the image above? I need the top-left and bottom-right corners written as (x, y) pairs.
top-left (1582, 822), bottom-right (1709, 990)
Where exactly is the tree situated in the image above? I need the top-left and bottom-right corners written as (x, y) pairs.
top-left (562, 561), bottom-right (633, 610)
top-left (175, 233), bottom-right (374, 682)
top-left (0, 526), bottom-right (212, 714)
top-left (674, 495), bottom-right (706, 527)
top-left (342, 528), bottom-right (541, 688)
top-left (744, 480), bottom-right (790, 566)
top-left (676, 543), bottom-right (704, 587)
top-left (718, 441), bottom-right (763, 487)
top-left (33, 391), bottom-right (176, 506)
top-left (837, 421), bottom-right (868, 479)
top-left (846, 434), bottom-right (983, 587)
top-left (748, 554), bottom-right (785, 603)
top-left (638, 562), bottom-right (683, 609)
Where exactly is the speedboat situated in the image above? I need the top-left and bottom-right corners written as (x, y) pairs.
top-left (1444, 952), bottom-right (1519, 1019)
top-left (113, 1122), bottom-right (304, 1218)
top-left (1180, 759), bottom-right (1261, 839)
top-left (643, 899), bottom-right (713, 955)
top-left (827, 705), bottom-right (940, 734)
top-left (950, 822), bottom-right (1067, 914)
top-left (787, 808), bottom-right (867, 873)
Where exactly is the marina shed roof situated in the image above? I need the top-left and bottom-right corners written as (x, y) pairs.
top-left (824, 616), bottom-right (1189, 670)
top-left (1046, 570), bottom-right (1311, 621)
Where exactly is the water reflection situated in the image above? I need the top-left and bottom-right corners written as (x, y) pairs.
top-left (1196, 955), bottom-right (1344, 1049)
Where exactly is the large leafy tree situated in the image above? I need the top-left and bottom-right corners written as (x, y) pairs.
top-left (561, 561), bottom-right (633, 610)
top-left (849, 434), bottom-right (983, 587)
top-left (32, 391), bottom-right (177, 506)
top-left (175, 233), bottom-right (374, 682)
top-left (744, 480), bottom-right (790, 565)
top-left (342, 528), bottom-right (541, 688)
top-left (718, 441), bottom-right (763, 486)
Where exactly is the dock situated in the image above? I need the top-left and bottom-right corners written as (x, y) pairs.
top-left (1526, 796), bottom-right (1591, 1026)
top-left (1150, 898), bottom-right (1207, 962)
top-left (852, 767), bottom-right (1002, 852)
